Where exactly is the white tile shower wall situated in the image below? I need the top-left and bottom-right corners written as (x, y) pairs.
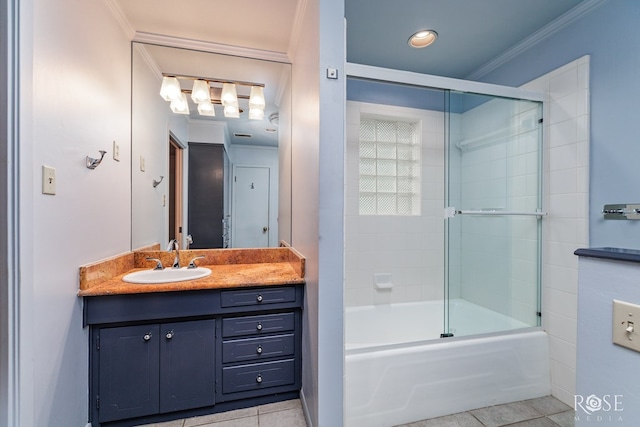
top-left (345, 101), bottom-right (445, 307)
top-left (452, 96), bottom-right (541, 326)
top-left (520, 55), bottom-right (590, 406)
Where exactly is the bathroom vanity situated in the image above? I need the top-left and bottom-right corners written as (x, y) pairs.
top-left (79, 247), bottom-right (305, 427)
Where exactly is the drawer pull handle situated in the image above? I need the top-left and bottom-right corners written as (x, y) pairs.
top-left (256, 374), bottom-right (263, 384)
top-left (165, 331), bottom-right (174, 339)
top-left (256, 345), bottom-right (263, 354)
top-left (143, 333), bottom-right (152, 341)
top-left (256, 322), bottom-right (263, 331)
top-left (256, 294), bottom-right (263, 302)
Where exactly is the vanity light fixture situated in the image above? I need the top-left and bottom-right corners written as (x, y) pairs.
top-left (197, 99), bottom-right (216, 116)
top-left (170, 92), bottom-right (190, 114)
top-left (190, 79), bottom-right (210, 104)
top-left (249, 107), bottom-right (265, 120)
top-left (160, 76), bottom-right (182, 101)
top-left (220, 82), bottom-right (239, 107)
top-left (160, 74), bottom-right (266, 119)
top-left (249, 86), bottom-right (265, 109)
top-left (224, 104), bottom-right (240, 118)
top-left (408, 29), bottom-right (438, 48)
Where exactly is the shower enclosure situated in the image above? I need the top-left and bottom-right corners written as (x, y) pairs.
top-left (344, 64), bottom-right (549, 426)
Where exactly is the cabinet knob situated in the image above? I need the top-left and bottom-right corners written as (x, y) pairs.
top-left (256, 345), bottom-right (263, 354)
top-left (256, 322), bottom-right (263, 331)
top-left (256, 294), bottom-right (263, 302)
top-left (256, 374), bottom-right (263, 384)
top-left (143, 333), bottom-right (152, 341)
top-left (165, 331), bottom-right (174, 339)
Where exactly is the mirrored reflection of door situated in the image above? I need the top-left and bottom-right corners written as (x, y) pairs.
top-left (169, 136), bottom-right (183, 243)
top-left (232, 166), bottom-right (270, 248)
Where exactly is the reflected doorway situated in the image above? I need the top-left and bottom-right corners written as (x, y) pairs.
top-left (169, 135), bottom-right (183, 244)
top-left (232, 165), bottom-right (270, 248)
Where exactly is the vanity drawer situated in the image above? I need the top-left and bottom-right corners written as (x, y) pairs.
top-left (222, 359), bottom-right (295, 394)
top-left (220, 286), bottom-right (296, 308)
top-left (222, 313), bottom-right (295, 338)
top-left (222, 333), bottom-right (295, 363)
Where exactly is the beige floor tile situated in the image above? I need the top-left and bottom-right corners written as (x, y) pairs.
top-left (135, 420), bottom-right (183, 427)
top-left (183, 407), bottom-right (258, 427)
top-left (259, 407), bottom-right (307, 427)
top-left (199, 416), bottom-right (259, 427)
top-left (258, 399), bottom-right (302, 415)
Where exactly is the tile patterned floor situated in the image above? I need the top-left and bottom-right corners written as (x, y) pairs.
top-left (136, 399), bottom-right (307, 427)
top-left (397, 396), bottom-right (574, 427)
top-left (138, 396), bottom-right (573, 427)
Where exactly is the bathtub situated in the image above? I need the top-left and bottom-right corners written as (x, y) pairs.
top-left (345, 299), bottom-right (550, 426)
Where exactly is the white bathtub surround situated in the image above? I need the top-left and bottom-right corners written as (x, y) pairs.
top-left (521, 56), bottom-right (590, 406)
top-left (345, 301), bottom-right (550, 426)
top-left (345, 101), bottom-right (445, 307)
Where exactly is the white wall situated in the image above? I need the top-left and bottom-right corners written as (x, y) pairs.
top-left (291, 0), bottom-right (345, 425)
top-left (132, 43), bottom-right (189, 249)
top-left (522, 56), bottom-right (590, 406)
top-left (20, 0), bottom-right (132, 425)
top-left (345, 101), bottom-right (445, 307)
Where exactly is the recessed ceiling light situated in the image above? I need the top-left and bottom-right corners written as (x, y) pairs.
top-left (408, 30), bottom-right (438, 48)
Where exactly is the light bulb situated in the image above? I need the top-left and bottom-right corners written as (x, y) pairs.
top-left (249, 107), bottom-right (264, 120)
top-left (220, 83), bottom-right (238, 107)
top-left (191, 80), bottom-right (210, 104)
top-left (170, 92), bottom-right (189, 114)
top-left (249, 86), bottom-right (265, 109)
top-left (197, 100), bottom-right (216, 116)
top-left (160, 76), bottom-right (182, 102)
top-left (224, 104), bottom-right (239, 118)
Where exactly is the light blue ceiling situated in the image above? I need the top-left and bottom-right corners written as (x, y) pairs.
top-left (345, 0), bottom-right (586, 79)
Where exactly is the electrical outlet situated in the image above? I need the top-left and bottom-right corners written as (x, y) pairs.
top-left (140, 155), bottom-right (145, 172)
top-left (613, 299), bottom-right (640, 353)
top-left (42, 165), bottom-right (56, 195)
top-left (113, 141), bottom-right (120, 162)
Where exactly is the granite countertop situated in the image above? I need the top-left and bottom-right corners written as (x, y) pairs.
top-left (574, 247), bottom-right (640, 263)
top-left (78, 246), bottom-right (305, 297)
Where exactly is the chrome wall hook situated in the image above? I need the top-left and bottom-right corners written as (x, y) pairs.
top-left (152, 176), bottom-right (164, 188)
top-left (86, 150), bottom-right (107, 170)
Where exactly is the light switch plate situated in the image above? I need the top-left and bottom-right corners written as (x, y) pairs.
top-left (112, 140), bottom-right (120, 162)
top-left (42, 165), bottom-right (56, 195)
top-left (613, 299), bottom-right (640, 352)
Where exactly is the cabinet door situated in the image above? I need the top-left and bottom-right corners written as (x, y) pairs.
top-left (160, 319), bottom-right (215, 412)
top-left (98, 324), bottom-right (160, 423)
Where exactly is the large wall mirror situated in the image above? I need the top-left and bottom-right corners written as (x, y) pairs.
top-left (131, 43), bottom-right (292, 250)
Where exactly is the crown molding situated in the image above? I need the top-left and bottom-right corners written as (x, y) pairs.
top-left (287, 0), bottom-right (309, 62)
top-left (466, 0), bottom-right (607, 80)
top-left (133, 43), bottom-right (162, 82)
top-left (132, 32), bottom-right (291, 64)
top-left (103, 0), bottom-right (135, 40)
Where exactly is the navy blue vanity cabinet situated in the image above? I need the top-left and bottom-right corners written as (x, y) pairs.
top-left (95, 319), bottom-right (215, 423)
top-left (84, 284), bottom-right (303, 427)
top-left (218, 287), bottom-right (302, 401)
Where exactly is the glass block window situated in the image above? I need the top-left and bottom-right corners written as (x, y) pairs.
top-left (359, 117), bottom-right (421, 215)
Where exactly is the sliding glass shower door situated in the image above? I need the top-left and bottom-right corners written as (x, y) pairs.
top-left (444, 91), bottom-right (544, 338)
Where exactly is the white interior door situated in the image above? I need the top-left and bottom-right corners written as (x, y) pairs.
top-left (232, 166), bottom-right (270, 248)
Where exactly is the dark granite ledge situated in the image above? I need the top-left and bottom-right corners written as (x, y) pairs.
top-left (575, 247), bottom-right (640, 263)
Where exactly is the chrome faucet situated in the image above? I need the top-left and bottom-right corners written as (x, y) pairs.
top-left (167, 239), bottom-right (180, 268)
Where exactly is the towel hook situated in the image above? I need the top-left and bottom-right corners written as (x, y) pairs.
top-left (152, 176), bottom-right (164, 188)
top-left (86, 150), bottom-right (107, 170)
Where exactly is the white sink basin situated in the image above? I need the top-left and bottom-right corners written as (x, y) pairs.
top-left (123, 267), bottom-right (212, 284)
